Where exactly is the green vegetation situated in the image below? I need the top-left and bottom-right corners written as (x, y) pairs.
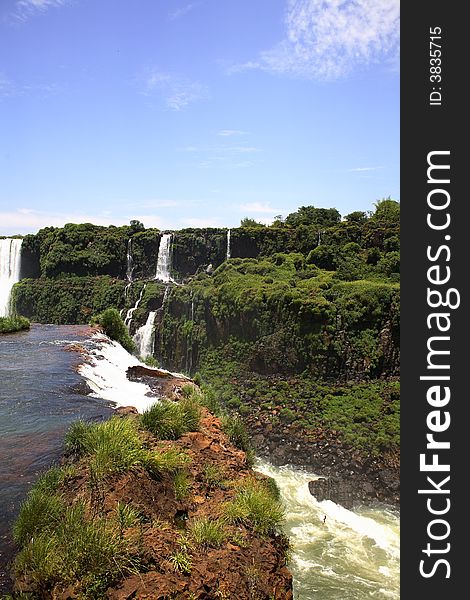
top-left (202, 464), bottom-right (227, 490)
top-left (13, 500), bottom-right (139, 597)
top-left (65, 417), bottom-right (146, 480)
top-left (0, 315), bottom-right (30, 334)
top-left (169, 550), bottom-right (192, 574)
top-left (189, 517), bottom-right (226, 548)
top-left (224, 478), bottom-right (285, 535)
top-left (173, 470), bottom-right (192, 500)
top-left (141, 397), bottom-right (201, 440)
top-left (92, 307), bottom-right (136, 354)
top-left (221, 415), bottom-right (251, 453)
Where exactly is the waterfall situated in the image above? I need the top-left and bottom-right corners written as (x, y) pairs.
top-left (133, 311), bottom-right (157, 358)
top-left (226, 229), bottom-right (231, 260)
top-left (155, 233), bottom-right (172, 282)
top-left (317, 230), bottom-right (322, 246)
top-left (0, 238), bottom-right (22, 318)
top-left (124, 284), bottom-right (146, 330)
top-left (133, 285), bottom-right (170, 358)
top-left (126, 238), bottom-right (134, 282)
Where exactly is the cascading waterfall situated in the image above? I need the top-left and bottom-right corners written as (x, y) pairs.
top-left (155, 233), bottom-right (173, 282)
top-left (126, 238), bottom-right (134, 282)
top-left (133, 311), bottom-right (157, 358)
top-left (226, 229), bottom-right (231, 260)
top-left (133, 285), bottom-right (171, 358)
top-left (124, 284), bottom-right (146, 330)
top-left (0, 238), bottom-right (23, 318)
top-left (256, 461), bottom-right (399, 599)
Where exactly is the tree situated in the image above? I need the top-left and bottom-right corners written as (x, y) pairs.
top-left (371, 198), bottom-right (400, 223)
top-left (240, 217), bottom-right (265, 228)
top-left (344, 211), bottom-right (368, 223)
top-left (285, 206), bottom-right (341, 228)
top-left (129, 220), bottom-right (145, 234)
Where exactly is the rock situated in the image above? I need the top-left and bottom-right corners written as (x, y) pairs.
top-left (308, 477), bottom-right (355, 509)
top-left (114, 406), bottom-right (139, 417)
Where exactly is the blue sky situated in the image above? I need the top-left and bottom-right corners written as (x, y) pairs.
top-left (0, 0), bottom-right (399, 235)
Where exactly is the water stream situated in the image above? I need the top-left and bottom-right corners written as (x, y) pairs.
top-left (0, 238), bottom-right (22, 318)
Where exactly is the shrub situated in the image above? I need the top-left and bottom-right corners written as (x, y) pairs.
top-left (92, 307), bottom-right (136, 353)
top-left (141, 398), bottom-right (201, 440)
top-left (0, 315), bottom-right (30, 334)
top-left (223, 479), bottom-right (284, 535)
top-left (189, 517), bottom-right (226, 548)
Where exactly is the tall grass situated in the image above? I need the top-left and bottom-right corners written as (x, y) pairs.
top-left (14, 501), bottom-right (139, 596)
top-left (223, 478), bottom-right (284, 535)
top-left (65, 417), bottom-right (146, 480)
top-left (189, 517), bottom-right (226, 548)
top-left (141, 397), bottom-right (201, 440)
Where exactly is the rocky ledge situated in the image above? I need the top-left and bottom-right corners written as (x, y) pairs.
top-left (11, 383), bottom-right (292, 600)
top-left (247, 418), bottom-right (399, 509)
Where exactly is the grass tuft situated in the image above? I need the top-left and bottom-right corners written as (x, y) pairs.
top-left (141, 397), bottom-right (201, 440)
top-left (223, 479), bottom-right (284, 535)
top-left (189, 517), bottom-right (226, 548)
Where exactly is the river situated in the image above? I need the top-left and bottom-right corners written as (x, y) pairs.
top-left (0, 325), bottom-right (399, 598)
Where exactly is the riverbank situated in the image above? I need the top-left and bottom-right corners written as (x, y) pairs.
top-left (0, 316), bottom-right (30, 334)
top-left (11, 397), bottom-right (292, 599)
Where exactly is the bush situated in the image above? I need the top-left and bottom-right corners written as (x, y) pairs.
top-left (92, 307), bottom-right (136, 353)
top-left (0, 315), bottom-right (30, 334)
top-left (223, 479), bottom-right (284, 535)
top-left (189, 517), bottom-right (226, 548)
top-left (141, 398), bottom-right (201, 440)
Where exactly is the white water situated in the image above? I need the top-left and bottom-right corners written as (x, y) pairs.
top-left (126, 238), bottom-right (134, 282)
top-left (76, 331), bottom-right (399, 599)
top-left (124, 284), bottom-right (146, 329)
top-left (226, 229), bottom-right (231, 260)
top-left (155, 233), bottom-right (172, 282)
top-left (255, 461), bottom-right (399, 599)
top-left (133, 311), bottom-right (157, 358)
top-left (0, 238), bottom-right (22, 318)
top-left (78, 333), bottom-right (188, 413)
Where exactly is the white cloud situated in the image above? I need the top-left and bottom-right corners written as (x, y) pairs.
top-left (169, 2), bottom-right (198, 21)
top-left (238, 202), bottom-right (282, 214)
top-left (232, 0), bottom-right (399, 80)
top-left (218, 130), bottom-right (249, 137)
top-left (0, 73), bottom-right (15, 97)
top-left (348, 166), bottom-right (383, 172)
top-left (13, 0), bottom-right (71, 21)
top-left (143, 69), bottom-right (209, 111)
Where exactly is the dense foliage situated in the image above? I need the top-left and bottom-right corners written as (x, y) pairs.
top-left (0, 315), bottom-right (30, 334)
top-left (92, 308), bottom-right (136, 353)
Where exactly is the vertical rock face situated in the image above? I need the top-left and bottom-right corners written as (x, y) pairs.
top-left (0, 238), bottom-right (22, 317)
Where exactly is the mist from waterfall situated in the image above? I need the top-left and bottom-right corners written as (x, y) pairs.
top-left (0, 238), bottom-right (22, 318)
